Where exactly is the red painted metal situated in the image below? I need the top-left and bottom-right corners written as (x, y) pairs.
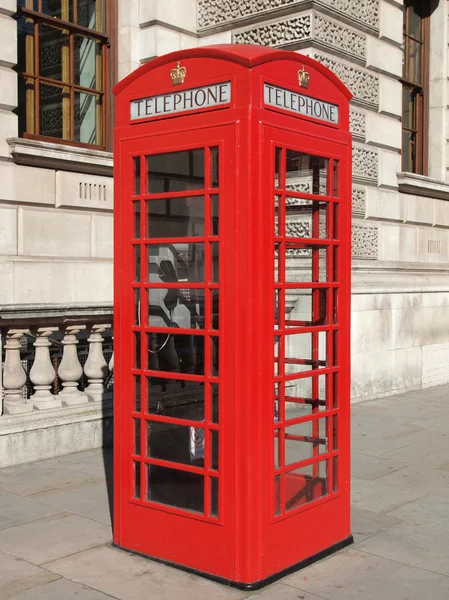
top-left (113, 44), bottom-right (352, 588)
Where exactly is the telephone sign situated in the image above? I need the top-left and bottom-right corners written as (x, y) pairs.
top-left (113, 44), bottom-right (352, 590)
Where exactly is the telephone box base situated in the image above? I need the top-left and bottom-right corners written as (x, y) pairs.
top-left (112, 535), bottom-right (354, 591)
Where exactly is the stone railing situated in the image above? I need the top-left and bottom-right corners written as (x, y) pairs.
top-left (0, 305), bottom-right (113, 418)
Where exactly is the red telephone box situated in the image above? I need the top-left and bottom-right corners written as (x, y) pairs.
top-left (113, 44), bottom-right (352, 589)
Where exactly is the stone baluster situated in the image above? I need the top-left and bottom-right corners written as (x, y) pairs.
top-left (84, 324), bottom-right (110, 402)
top-left (2, 329), bottom-right (33, 415)
top-left (30, 327), bottom-right (61, 410)
top-left (109, 350), bottom-right (114, 373)
top-left (58, 325), bottom-right (88, 406)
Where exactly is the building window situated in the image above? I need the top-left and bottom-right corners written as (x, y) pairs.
top-left (402, 0), bottom-right (430, 174)
top-left (16, 0), bottom-right (113, 149)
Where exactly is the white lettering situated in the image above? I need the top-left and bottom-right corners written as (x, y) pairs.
top-left (130, 82), bottom-right (232, 121)
top-left (263, 83), bottom-right (339, 125)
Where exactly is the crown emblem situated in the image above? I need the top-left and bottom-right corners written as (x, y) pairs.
top-left (298, 65), bottom-right (310, 89)
top-left (170, 61), bottom-right (186, 86)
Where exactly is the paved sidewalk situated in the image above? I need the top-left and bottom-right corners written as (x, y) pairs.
top-left (1, 384), bottom-right (449, 599)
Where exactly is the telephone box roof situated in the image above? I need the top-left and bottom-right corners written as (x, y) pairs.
top-left (113, 44), bottom-right (352, 100)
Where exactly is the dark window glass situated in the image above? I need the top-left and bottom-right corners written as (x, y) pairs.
top-left (147, 333), bottom-right (205, 375)
top-left (134, 375), bottom-right (141, 412)
top-left (210, 476), bottom-right (219, 517)
top-left (134, 418), bottom-right (141, 455)
top-left (147, 149), bottom-right (204, 194)
top-left (147, 196), bottom-right (205, 238)
top-left (134, 332), bottom-right (141, 369)
top-left (147, 421), bottom-right (204, 467)
top-left (148, 288), bottom-right (205, 330)
top-left (147, 377), bottom-right (204, 421)
top-left (210, 147), bottom-right (219, 187)
top-left (211, 194), bottom-right (219, 235)
top-left (134, 157), bottom-right (141, 195)
top-left (146, 464), bottom-right (204, 514)
top-left (134, 201), bottom-right (140, 238)
top-left (133, 461), bottom-right (141, 499)
top-left (211, 383), bottom-right (219, 424)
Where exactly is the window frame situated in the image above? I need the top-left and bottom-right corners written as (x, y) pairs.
top-left (401, 0), bottom-right (430, 175)
top-left (16, 0), bottom-right (117, 151)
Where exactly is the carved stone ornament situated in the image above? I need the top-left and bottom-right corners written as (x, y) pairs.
top-left (352, 187), bottom-right (366, 216)
top-left (352, 146), bottom-right (378, 183)
top-left (352, 223), bottom-right (378, 259)
top-left (170, 62), bottom-right (186, 86)
top-left (234, 15), bottom-right (311, 47)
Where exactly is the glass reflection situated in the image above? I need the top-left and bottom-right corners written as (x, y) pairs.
top-left (147, 196), bottom-right (205, 238)
top-left (285, 461), bottom-right (328, 511)
top-left (148, 288), bottom-right (204, 330)
top-left (146, 464), bottom-right (204, 513)
top-left (147, 333), bottom-right (205, 375)
top-left (147, 243), bottom-right (205, 283)
top-left (286, 150), bottom-right (329, 196)
top-left (147, 149), bottom-right (204, 194)
top-left (147, 421), bottom-right (204, 467)
top-left (147, 377), bottom-right (204, 421)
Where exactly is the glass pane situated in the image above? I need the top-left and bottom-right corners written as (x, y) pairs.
top-left (286, 151), bottom-right (329, 195)
top-left (147, 421), bottom-right (204, 467)
top-left (41, 1), bottom-right (73, 21)
top-left (333, 414), bottom-right (339, 451)
top-left (274, 475), bottom-right (281, 516)
top-left (333, 288), bottom-right (339, 324)
top-left (147, 149), bottom-right (204, 194)
top-left (407, 3), bottom-right (422, 40)
top-left (402, 87), bottom-right (415, 130)
top-left (284, 332), bottom-right (327, 375)
top-left (285, 198), bottom-right (328, 239)
top-left (147, 333), bottom-right (205, 375)
top-left (134, 202), bottom-right (140, 238)
top-left (285, 376), bottom-right (327, 419)
top-left (285, 461), bottom-right (328, 511)
top-left (333, 330), bottom-right (339, 367)
top-left (333, 204), bottom-right (339, 241)
top-left (333, 373), bottom-right (339, 409)
top-left (211, 336), bottom-right (219, 376)
top-left (146, 464), bottom-right (204, 513)
top-left (134, 418), bottom-right (141, 455)
top-left (74, 92), bottom-right (101, 145)
top-left (210, 289), bottom-right (219, 330)
top-left (18, 0), bottom-right (39, 9)
top-left (210, 476), bottom-right (219, 517)
top-left (211, 383), bottom-right (219, 423)
top-left (147, 377), bottom-right (204, 421)
top-left (211, 430), bottom-right (219, 471)
top-left (333, 161), bottom-right (339, 197)
top-left (78, 0), bottom-right (104, 32)
top-left (285, 419), bottom-right (328, 466)
top-left (210, 147), bottom-right (219, 187)
top-left (407, 39), bottom-right (422, 84)
top-left (74, 36), bottom-right (101, 90)
top-left (134, 245), bottom-right (140, 281)
top-left (211, 194), bottom-right (219, 235)
top-left (147, 196), bottom-right (204, 238)
top-left (39, 82), bottom-right (65, 139)
top-left (274, 429), bottom-right (281, 468)
top-left (134, 375), bottom-right (141, 412)
top-left (39, 24), bottom-right (70, 83)
top-left (134, 158), bottom-right (141, 195)
top-left (275, 147), bottom-right (282, 188)
top-left (133, 461), bottom-right (141, 499)
top-left (333, 456), bottom-right (338, 492)
top-left (285, 244), bottom-right (327, 283)
top-left (134, 288), bottom-right (140, 326)
top-left (147, 243), bottom-right (205, 283)
top-left (148, 288), bottom-right (204, 330)
top-left (211, 242), bottom-right (219, 282)
top-left (285, 288), bottom-right (327, 328)
top-left (134, 332), bottom-right (141, 369)
top-left (274, 195), bottom-right (281, 236)
top-left (402, 129), bottom-right (414, 173)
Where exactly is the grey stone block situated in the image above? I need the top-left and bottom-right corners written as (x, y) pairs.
top-left (0, 491), bottom-right (63, 531)
top-left (7, 578), bottom-right (115, 600)
top-left (0, 551), bottom-right (59, 600)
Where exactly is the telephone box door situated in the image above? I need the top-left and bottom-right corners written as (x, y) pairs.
top-left (264, 124), bottom-right (351, 571)
top-left (114, 125), bottom-right (236, 579)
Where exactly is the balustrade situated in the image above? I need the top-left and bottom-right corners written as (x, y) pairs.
top-left (1, 322), bottom-right (113, 417)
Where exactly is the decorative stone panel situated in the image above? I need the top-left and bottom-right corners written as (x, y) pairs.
top-left (313, 15), bottom-right (366, 61)
top-left (198, 0), bottom-right (379, 31)
top-left (313, 53), bottom-right (379, 107)
top-left (352, 187), bottom-right (366, 216)
top-left (286, 220), bottom-right (311, 237)
top-left (234, 15), bottom-right (311, 47)
top-left (349, 110), bottom-right (366, 141)
top-left (233, 14), bottom-right (366, 61)
top-left (352, 146), bottom-right (378, 184)
top-left (352, 223), bottom-right (378, 259)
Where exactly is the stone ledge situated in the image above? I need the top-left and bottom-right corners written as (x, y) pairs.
top-left (8, 138), bottom-right (113, 177)
top-left (0, 400), bottom-right (113, 468)
top-left (0, 302), bottom-right (113, 326)
top-left (397, 172), bottom-right (449, 201)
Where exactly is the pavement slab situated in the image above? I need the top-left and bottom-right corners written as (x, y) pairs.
top-left (29, 480), bottom-right (112, 526)
top-left (350, 506), bottom-right (402, 543)
top-left (247, 582), bottom-right (329, 599)
top-left (0, 491), bottom-right (63, 531)
top-left (351, 451), bottom-right (409, 480)
top-left (284, 548), bottom-right (449, 600)
top-left (43, 449), bottom-right (113, 481)
top-left (6, 579), bottom-right (117, 600)
top-left (0, 513), bottom-right (111, 565)
top-left (43, 545), bottom-right (247, 600)
top-left (0, 551), bottom-right (59, 600)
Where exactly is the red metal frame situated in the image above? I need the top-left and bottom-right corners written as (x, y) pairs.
top-left (113, 44), bottom-right (352, 589)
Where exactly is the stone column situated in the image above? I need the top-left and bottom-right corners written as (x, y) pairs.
top-left (30, 327), bottom-right (61, 410)
top-left (58, 325), bottom-right (89, 406)
top-left (84, 324), bottom-right (110, 402)
top-left (2, 329), bottom-right (33, 415)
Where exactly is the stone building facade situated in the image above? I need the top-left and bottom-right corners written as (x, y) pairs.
top-left (1, 0), bottom-right (448, 465)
